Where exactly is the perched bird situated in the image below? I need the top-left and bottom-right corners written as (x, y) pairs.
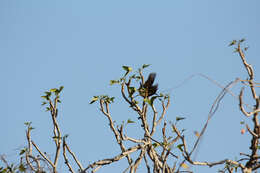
top-left (139, 73), bottom-right (158, 98)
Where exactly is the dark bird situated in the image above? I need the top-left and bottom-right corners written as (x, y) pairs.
top-left (139, 73), bottom-right (158, 98)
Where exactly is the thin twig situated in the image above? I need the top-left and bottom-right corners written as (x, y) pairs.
top-left (62, 140), bottom-right (75, 173)
top-left (31, 140), bottom-right (55, 168)
top-left (65, 142), bottom-right (84, 171)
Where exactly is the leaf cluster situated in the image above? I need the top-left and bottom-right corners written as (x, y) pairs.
top-left (228, 39), bottom-right (249, 52)
top-left (90, 95), bottom-right (115, 104)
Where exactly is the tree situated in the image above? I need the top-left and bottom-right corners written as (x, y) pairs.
top-left (1, 39), bottom-right (259, 173)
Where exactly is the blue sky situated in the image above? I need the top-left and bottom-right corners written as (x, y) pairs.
top-left (1, 1), bottom-right (260, 172)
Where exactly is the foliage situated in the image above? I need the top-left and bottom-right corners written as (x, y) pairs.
top-left (1, 40), bottom-right (260, 173)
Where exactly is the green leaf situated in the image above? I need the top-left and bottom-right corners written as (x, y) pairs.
top-left (24, 122), bottom-right (32, 126)
top-left (90, 96), bottom-right (99, 104)
top-left (177, 144), bottom-right (184, 152)
top-left (142, 64), bottom-right (150, 69)
top-left (162, 142), bottom-right (168, 147)
top-left (50, 88), bottom-right (57, 92)
top-left (229, 40), bottom-right (237, 46)
top-left (41, 95), bottom-right (48, 99)
top-left (122, 66), bottom-right (132, 72)
top-left (150, 96), bottom-right (162, 105)
top-left (41, 101), bottom-right (47, 106)
top-left (54, 91), bottom-right (60, 96)
top-left (176, 116), bottom-right (186, 121)
top-left (122, 66), bottom-right (132, 77)
top-left (19, 164), bottom-right (26, 172)
top-left (240, 121), bottom-right (245, 125)
top-left (239, 38), bottom-right (245, 43)
top-left (45, 91), bottom-right (51, 97)
top-left (143, 98), bottom-right (152, 105)
top-left (152, 142), bottom-right (160, 148)
top-left (59, 86), bottom-right (64, 92)
top-left (109, 97), bottom-right (115, 103)
top-left (127, 119), bottom-right (135, 124)
top-left (19, 148), bottom-right (27, 155)
top-left (45, 107), bottom-right (51, 112)
top-left (128, 87), bottom-right (136, 96)
top-left (110, 80), bottom-right (120, 85)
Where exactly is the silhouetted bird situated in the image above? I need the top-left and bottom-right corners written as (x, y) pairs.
top-left (139, 73), bottom-right (158, 98)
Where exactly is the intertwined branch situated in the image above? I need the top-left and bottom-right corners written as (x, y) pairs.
top-left (85, 68), bottom-right (179, 173)
top-left (86, 45), bottom-right (260, 172)
top-left (21, 87), bottom-right (84, 173)
top-left (236, 40), bottom-right (260, 172)
top-left (3, 40), bottom-right (259, 173)
top-left (169, 40), bottom-right (260, 173)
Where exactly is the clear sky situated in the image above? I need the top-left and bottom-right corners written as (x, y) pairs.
top-left (1, 1), bottom-right (260, 172)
